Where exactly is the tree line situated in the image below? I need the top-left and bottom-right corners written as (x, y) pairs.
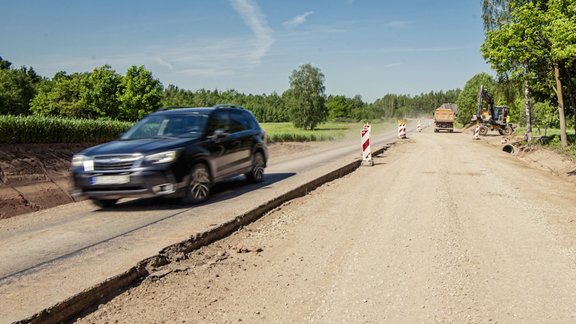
top-left (477, 0), bottom-right (576, 145)
top-left (0, 56), bottom-right (459, 129)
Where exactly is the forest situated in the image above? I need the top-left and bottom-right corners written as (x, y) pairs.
top-left (0, 56), bottom-right (458, 125)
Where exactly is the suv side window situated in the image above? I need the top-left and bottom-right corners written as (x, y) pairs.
top-left (242, 110), bottom-right (259, 130)
top-left (229, 110), bottom-right (251, 133)
top-left (206, 111), bottom-right (229, 135)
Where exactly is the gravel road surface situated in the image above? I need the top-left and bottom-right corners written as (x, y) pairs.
top-left (77, 128), bottom-right (576, 323)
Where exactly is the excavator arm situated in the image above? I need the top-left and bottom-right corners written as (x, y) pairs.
top-left (474, 85), bottom-right (495, 122)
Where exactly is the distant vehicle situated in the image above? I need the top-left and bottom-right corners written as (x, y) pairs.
top-left (71, 104), bottom-right (268, 208)
top-left (434, 104), bottom-right (456, 133)
top-left (472, 85), bottom-right (515, 136)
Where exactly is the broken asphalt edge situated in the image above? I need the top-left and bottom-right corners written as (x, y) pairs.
top-left (18, 143), bottom-right (393, 324)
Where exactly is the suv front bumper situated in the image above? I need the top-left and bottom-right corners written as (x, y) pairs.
top-left (72, 169), bottom-right (182, 200)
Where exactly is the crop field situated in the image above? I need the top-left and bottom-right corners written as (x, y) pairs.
top-left (0, 115), bottom-right (397, 144)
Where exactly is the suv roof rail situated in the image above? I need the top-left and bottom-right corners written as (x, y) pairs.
top-left (213, 104), bottom-right (245, 109)
top-left (157, 106), bottom-right (186, 111)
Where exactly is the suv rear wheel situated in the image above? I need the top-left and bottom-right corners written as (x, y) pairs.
top-left (246, 152), bottom-right (265, 183)
top-left (183, 163), bottom-right (212, 204)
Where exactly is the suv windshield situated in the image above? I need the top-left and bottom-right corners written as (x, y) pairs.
top-left (121, 113), bottom-right (208, 140)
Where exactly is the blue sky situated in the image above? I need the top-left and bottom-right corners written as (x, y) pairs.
top-left (1, 0), bottom-right (492, 103)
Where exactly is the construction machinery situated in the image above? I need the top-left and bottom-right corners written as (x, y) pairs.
top-left (472, 85), bottom-right (515, 136)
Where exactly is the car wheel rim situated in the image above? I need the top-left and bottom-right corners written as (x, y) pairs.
top-left (252, 154), bottom-right (264, 181)
top-left (190, 167), bottom-right (210, 200)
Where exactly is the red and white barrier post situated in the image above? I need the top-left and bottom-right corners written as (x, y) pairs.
top-left (474, 124), bottom-right (480, 140)
top-left (397, 120), bottom-right (407, 139)
top-left (361, 123), bottom-right (374, 166)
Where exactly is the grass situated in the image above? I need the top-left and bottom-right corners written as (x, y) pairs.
top-left (514, 126), bottom-right (576, 157)
top-left (261, 121), bottom-right (397, 143)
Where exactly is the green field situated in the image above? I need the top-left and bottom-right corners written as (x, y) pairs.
top-left (261, 121), bottom-right (396, 143)
top-left (0, 115), bottom-right (399, 144)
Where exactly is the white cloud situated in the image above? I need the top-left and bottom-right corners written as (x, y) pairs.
top-left (230, 0), bottom-right (275, 63)
top-left (155, 57), bottom-right (174, 70)
top-left (283, 11), bottom-right (315, 28)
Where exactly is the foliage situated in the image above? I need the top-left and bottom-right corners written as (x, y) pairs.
top-left (1, 54), bottom-right (466, 144)
top-left (325, 94), bottom-right (366, 121)
top-left (118, 65), bottom-right (164, 121)
top-left (482, 0), bottom-right (511, 31)
top-left (284, 64), bottom-right (328, 130)
top-left (30, 72), bottom-right (87, 117)
top-left (481, 0), bottom-right (576, 145)
top-left (370, 90), bottom-right (460, 121)
top-left (0, 67), bottom-right (39, 115)
top-left (533, 101), bottom-right (559, 132)
top-left (79, 65), bottom-right (122, 118)
top-left (0, 115), bottom-right (132, 144)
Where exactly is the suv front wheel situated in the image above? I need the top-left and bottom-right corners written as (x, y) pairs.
top-left (246, 152), bottom-right (265, 183)
top-left (182, 163), bottom-right (212, 204)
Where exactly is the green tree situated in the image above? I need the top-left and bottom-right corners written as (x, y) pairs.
top-left (482, 0), bottom-right (576, 146)
top-left (0, 67), bottom-right (38, 115)
top-left (326, 95), bottom-right (351, 121)
top-left (0, 56), bottom-right (12, 70)
top-left (30, 72), bottom-right (86, 117)
top-left (482, 0), bottom-right (511, 31)
top-left (533, 101), bottom-right (559, 135)
top-left (79, 65), bottom-right (122, 118)
top-left (547, 0), bottom-right (576, 145)
top-left (284, 64), bottom-right (327, 130)
top-left (118, 65), bottom-right (163, 121)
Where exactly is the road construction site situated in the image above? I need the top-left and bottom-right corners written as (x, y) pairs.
top-left (2, 123), bottom-right (576, 323)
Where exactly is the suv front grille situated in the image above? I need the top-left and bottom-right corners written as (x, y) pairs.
top-left (93, 155), bottom-right (141, 171)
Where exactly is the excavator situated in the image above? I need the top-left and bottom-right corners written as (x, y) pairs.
top-left (472, 85), bottom-right (515, 136)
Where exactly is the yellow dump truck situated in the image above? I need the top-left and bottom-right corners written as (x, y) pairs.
top-left (434, 104), bottom-right (456, 133)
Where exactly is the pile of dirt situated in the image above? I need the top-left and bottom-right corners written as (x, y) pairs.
top-left (0, 144), bottom-right (94, 219)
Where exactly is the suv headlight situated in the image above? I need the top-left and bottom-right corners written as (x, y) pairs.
top-left (72, 154), bottom-right (95, 171)
top-left (72, 154), bottom-right (89, 167)
top-left (145, 150), bottom-right (179, 164)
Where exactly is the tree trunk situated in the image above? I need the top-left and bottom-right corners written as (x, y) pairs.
top-left (565, 67), bottom-right (576, 138)
top-left (554, 63), bottom-right (568, 147)
top-left (524, 78), bottom-right (533, 141)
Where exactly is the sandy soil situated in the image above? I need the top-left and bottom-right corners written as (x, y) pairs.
top-left (71, 129), bottom-right (576, 323)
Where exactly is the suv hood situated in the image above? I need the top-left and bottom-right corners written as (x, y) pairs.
top-left (82, 136), bottom-right (202, 156)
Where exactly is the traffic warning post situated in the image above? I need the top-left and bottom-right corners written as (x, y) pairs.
top-left (473, 124), bottom-right (480, 140)
top-left (361, 123), bottom-right (374, 166)
top-left (397, 119), bottom-right (407, 139)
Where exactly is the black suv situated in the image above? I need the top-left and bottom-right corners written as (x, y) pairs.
top-left (71, 104), bottom-right (268, 207)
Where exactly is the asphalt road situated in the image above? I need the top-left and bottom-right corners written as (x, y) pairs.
top-left (0, 124), bottom-right (400, 323)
